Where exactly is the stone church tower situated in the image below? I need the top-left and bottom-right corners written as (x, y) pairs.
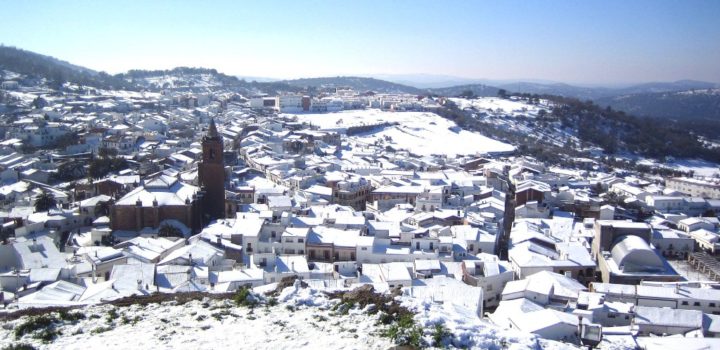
top-left (198, 118), bottom-right (225, 222)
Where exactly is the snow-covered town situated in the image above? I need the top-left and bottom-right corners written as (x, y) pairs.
top-left (1, 63), bottom-right (720, 350)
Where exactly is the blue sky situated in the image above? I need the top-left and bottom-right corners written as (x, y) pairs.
top-left (1, 0), bottom-right (719, 84)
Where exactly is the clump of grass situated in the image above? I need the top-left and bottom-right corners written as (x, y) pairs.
top-left (58, 310), bottom-right (86, 323)
top-left (210, 310), bottom-right (238, 321)
top-left (313, 314), bottom-right (328, 322)
top-left (91, 325), bottom-right (114, 335)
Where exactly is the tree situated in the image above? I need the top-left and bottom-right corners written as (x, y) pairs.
top-left (458, 90), bottom-right (474, 98)
top-left (34, 191), bottom-right (57, 212)
top-left (497, 89), bottom-right (507, 99)
top-left (159, 223), bottom-right (183, 238)
top-left (52, 161), bottom-right (85, 182)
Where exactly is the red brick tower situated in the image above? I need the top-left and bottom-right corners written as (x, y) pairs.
top-left (198, 118), bottom-right (225, 222)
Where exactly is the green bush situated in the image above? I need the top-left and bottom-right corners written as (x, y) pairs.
top-left (2, 343), bottom-right (37, 350)
top-left (381, 314), bottom-right (423, 348)
top-left (431, 322), bottom-right (450, 347)
top-left (32, 328), bottom-right (61, 343)
top-left (14, 315), bottom-right (57, 339)
top-left (106, 309), bottom-right (119, 324)
top-left (233, 286), bottom-right (257, 307)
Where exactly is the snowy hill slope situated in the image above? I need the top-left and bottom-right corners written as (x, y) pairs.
top-left (1, 282), bottom-right (585, 350)
top-left (289, 109), bottom-right (515, 157)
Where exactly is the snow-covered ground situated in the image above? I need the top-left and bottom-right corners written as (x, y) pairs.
top-left (449, 97), bottom-right (547, 117)
top-left (288, 109), bottom-right (515, 157)
top-left (2, 289), bottom-right (389, 350)
top-left (1, 283), bottom-right (589, 350)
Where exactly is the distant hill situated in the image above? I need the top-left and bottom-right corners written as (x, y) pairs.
top-left (613, 80), bottom-right (718, 96)
top-left (427, 84), bottom-right (500, 97)
top-left (120, 67), bottom-right (247, 90)
top-left (494, 82), bottom-right (610, 100)
top-left (595, 89), bottom-right (720, 120)
top-left (368, 74), bottom-right (492, 89)
top-left (282, 76), bottom-right (425, 94)
top-left (0, 46), bottom-right (138, 90)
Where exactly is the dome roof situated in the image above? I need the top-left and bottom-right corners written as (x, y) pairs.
top-left (611, 235), bottom-right (665, 273)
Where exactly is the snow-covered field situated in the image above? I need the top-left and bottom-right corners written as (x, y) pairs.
top-left (288, 109), bottom-right (515, 157)
top-left (668, 159), bottom-right (720, 177)
top-left (637, 158), bottom-right (720, 177)
top-left (1, 283), bottom-right (587, 350)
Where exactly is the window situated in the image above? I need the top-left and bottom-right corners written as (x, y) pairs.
top-left (711, 303), bottom-right (716, 308)
top-left (694, 302), bottom-right (701, 307)
top-left (682, 301), bottom-right (689, 306)
top-left (298, 238), bottom-right (304, 243)
top-left (361, 247), bottom-right (367, 251)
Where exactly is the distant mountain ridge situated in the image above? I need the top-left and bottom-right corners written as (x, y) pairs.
top-left (2, 46), bottom-right (718, 120)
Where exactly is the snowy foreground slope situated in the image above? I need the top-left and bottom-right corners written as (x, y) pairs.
top-left (288, 110), bottom-right (515, 157)
top-left (1, 283), bottom-right (583, 350)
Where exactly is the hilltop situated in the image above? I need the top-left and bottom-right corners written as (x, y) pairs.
top-left (595, 88), bottom-right (720, 121)
top-left (282, 76), bottom-right (425, 94)
top-left (0, 46), bottom-right (136, 91)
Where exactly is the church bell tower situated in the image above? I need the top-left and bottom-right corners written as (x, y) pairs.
top-left (198, 118), bottom-right (225, 222)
